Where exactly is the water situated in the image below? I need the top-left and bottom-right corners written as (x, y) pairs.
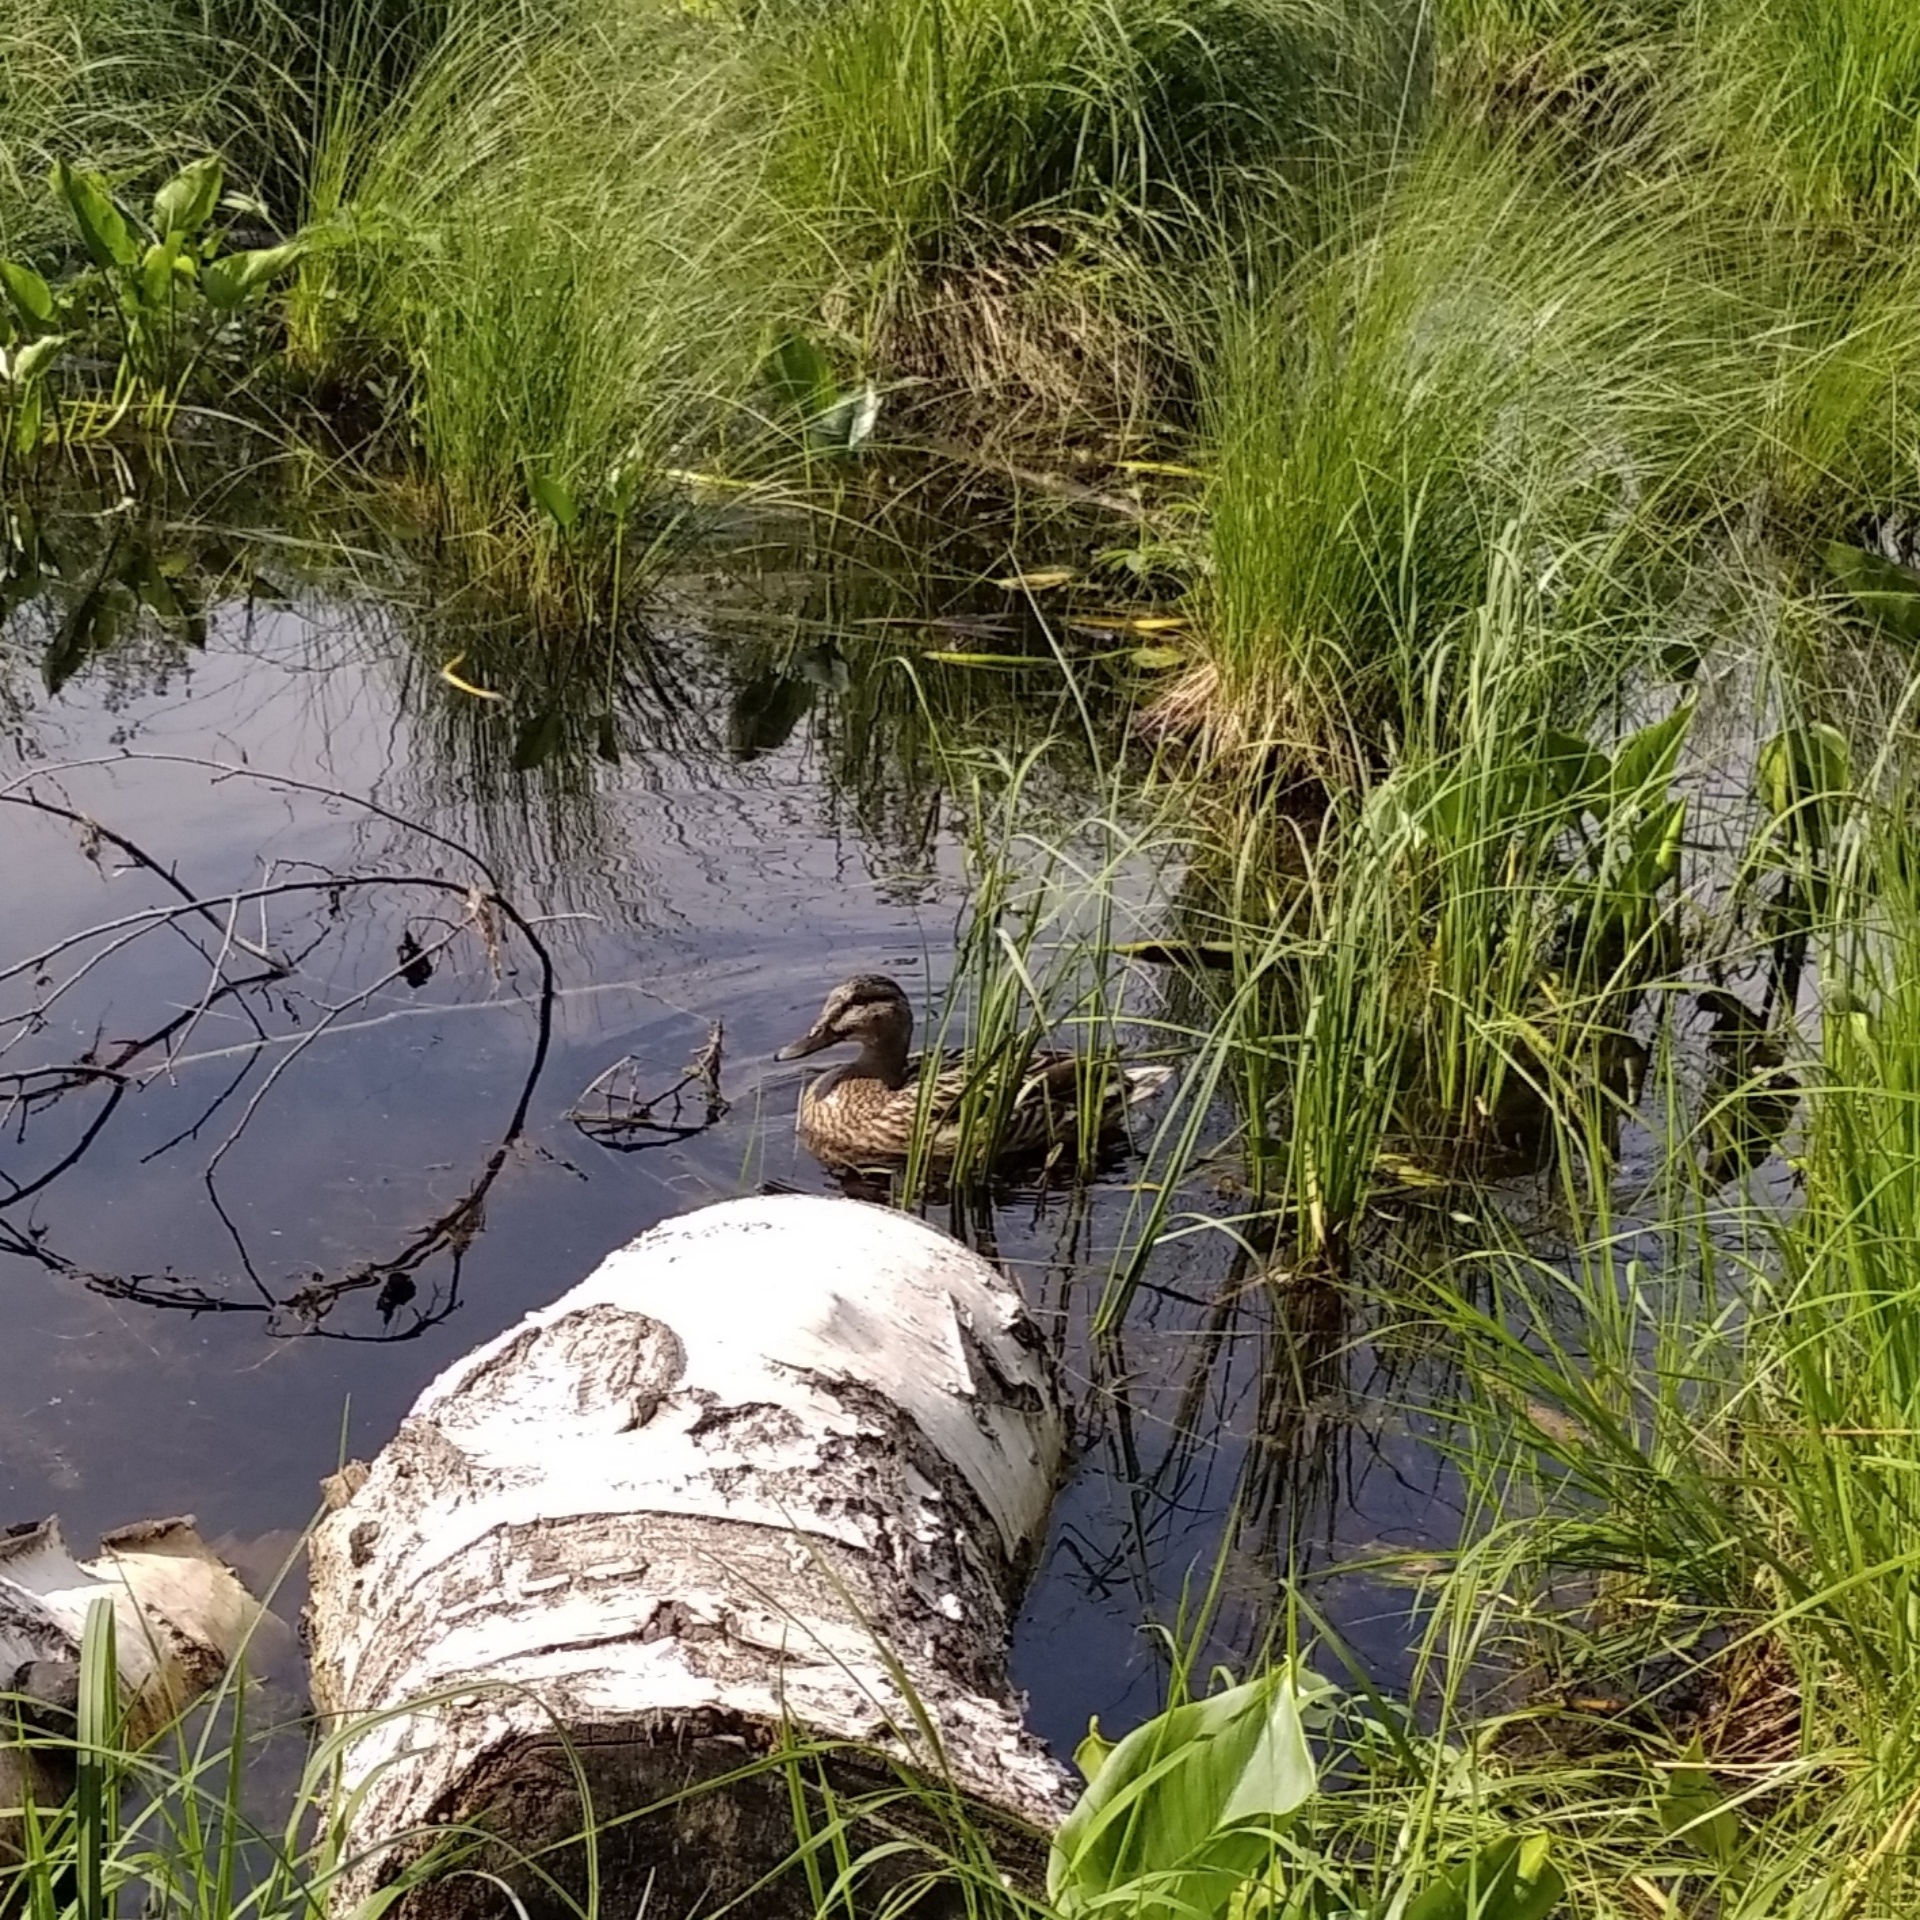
top-left (0, 486), bottom-right (1444, 1765)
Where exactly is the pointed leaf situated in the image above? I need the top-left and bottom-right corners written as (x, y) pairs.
top-left (152, 155), bottom-right (223, 238)
top-left (139, 236), bottom-right (182, 311)
top-left (51, 162), bottom-right (137, 271)
top-left (1075, 1719), bottom-right (1116, 1784)
top-left (1607, 703), bottom-right (1692, 810)
top-left (7, 334), bottom-right (65, 383)
top-left (1654, 1744), bottom-right (1740, 1867)
top-left (1825, 540), bottom-right (1920, 644)
top-left (202, 240), bottom-right (303, 311)
top-left (1402, 1833), bottom-right (1564, 1920)
top-left (1048, 1666), bottom-right (1323, 1920)
top-left (528, 471), bottom-right (579, 533)
top-left (0, 261), bottom-right (54, 329)
top-left (767, 329), bottom-right (836, 419)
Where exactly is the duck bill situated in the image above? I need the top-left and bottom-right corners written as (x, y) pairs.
top-left (776, 1027), bottom-right (834, 1062)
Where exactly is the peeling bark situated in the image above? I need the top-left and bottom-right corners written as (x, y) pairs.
top-left (1, 1517), bottom-right (262, 1869)
top-left (307, 1194), bottom-right (1075, 1919)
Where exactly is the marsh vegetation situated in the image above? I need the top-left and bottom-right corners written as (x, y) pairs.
top-left (7, 0), bottom-right (1920, 1913)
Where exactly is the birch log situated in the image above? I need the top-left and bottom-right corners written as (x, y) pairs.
top-left (307, 1194), bottom-right (1075, 1920)
top-left (1, 1517), bottom-right (263, 1868)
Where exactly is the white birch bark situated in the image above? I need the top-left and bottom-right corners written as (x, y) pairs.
top-left (1, 1517), bottom-right (263, 1867)
top-left (307, 1194), bottom-right (1075, 1919)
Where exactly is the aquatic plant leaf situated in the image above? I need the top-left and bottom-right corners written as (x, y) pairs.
top-left (9, 381), bottom-right (42, 456)
top-left (1539, 727), bottom-right (1604, 806)
top-left (604, 457), bottom-right (646, 519)
top-left (126, 545), bottom-right (185, 629)
top-left (6, 334), bottom-right (65, 383)
top-left (527, 471), bottom-right (579, 532)
top-left (201, 241), bottom-right (304, 311)
top-left (51, 162), bottom-right (137, 272)
top-left (138, 236), bottom-right (183, 313)
top-left (1654, 1743), bottom-right (1740, 1867)
top-left (1824, 541), bottom-right (1920, 644)
top-left (766, 329), bottom-right (837, 420)
top-left (1076, 1719), bottom-right (1115, 1783)
top-left (809, 379), bottom-right (880, 451)
top-left (1757, 723), bottom-right (1851, 864)
top-left (511, 706), bottom-right (565, 769)
top-left (0, 261), bottom-right (54, 328)
top-left (1047, 1665), bottom-right (1324, 1920)
top-left (152, 155), bottom-right (223, 239)
top-left (798, 643), bottom-right (850, 692)
top-left (1400, 1833), bottom-right (1563, 1920)
top-left (1606, 703), bottom-right (1692, 809)
top-left (43, 582), bottom-right (129, 693)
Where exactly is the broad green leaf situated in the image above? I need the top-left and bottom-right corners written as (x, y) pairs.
top-left (0, 261), bottom-right (54, 328)
top-left (1076, 1719), bottom-right (1116, 1784)
top-left (126, 545), bottom-right (184, 626)
top-left (201, 259), bottom-right (242, 309)
top-left (767, 328), bottom-right (837, 420)
top-left (1824, 540), bottom-right (1920, 645)
top-left (811, 381), bottom-right (879, 451)
top-left (7, 334), bottom-right (65, 383)
top-left (9, 375), bottom-right (42, 456)
top-left (1047, 1665), bottom-right (1324, 1920)
top-left (1756, 723), bottom-right (1852, 866)
top-left (528, 471), bottom-right (579, 533)
top-left (605, 456), bottom-right (646, 518)
top-left (1608, 703), bottom-right (1692, 807)
top-left (1654, 1742), bottom-right (1740, 1868)
top-left (51, 162), bottom-right (137, 272)
top-left (44, 581), bottom-right (129, 693)
top-left (202, 240), bottom-right (304, 311)
top-left (1538, 726), bottom-right (1604, 807)
top-left (152, 155), bottom-right (223, 238)
top-left (1401, 1833), bottom-right (1564, 1920)
top-left (138, 236), bottom-right (182, 311)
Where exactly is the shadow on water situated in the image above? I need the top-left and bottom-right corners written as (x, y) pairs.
top-left (0, 454), bottom-right (1611, 1759)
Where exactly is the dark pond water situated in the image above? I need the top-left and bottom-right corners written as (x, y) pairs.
top-left (0, 479), bottom-right (1453, 1762)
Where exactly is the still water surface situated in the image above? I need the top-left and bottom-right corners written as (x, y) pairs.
top-left (0, 544), bottom-right (1447, 1759)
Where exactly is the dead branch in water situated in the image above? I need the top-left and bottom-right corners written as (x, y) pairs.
top-left (0, 755), bottom-right (557, 1339)
top-left (567, 1018), bottom-right (727, 1149)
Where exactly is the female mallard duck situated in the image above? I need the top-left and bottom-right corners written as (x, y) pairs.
top-left (775, 974), bottom-right (1170, 1171)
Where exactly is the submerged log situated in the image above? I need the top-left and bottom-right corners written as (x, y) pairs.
top-left (307, 1194), bottom-right (1074, 1919)
top-left (1, 1517), bottom-right (262, 1868)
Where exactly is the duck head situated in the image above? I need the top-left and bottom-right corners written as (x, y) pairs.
top-left (775, 975), bottom-right (914, 1065)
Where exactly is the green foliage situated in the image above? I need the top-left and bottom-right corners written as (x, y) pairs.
top-left (1197, 130), bottom-right (1719, 770)
top-left (0, 153), bottom-right (304, 445)
top-left (1051, 1668), bottom-right (1568, 1920)
top-left (1050, 1665), bottom-right (1325, 1917)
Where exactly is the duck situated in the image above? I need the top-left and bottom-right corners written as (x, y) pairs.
top-left (775, 973), bottom-right (1171, 1172)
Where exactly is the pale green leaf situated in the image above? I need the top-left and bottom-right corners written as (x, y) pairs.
top-left (152, 155), bottom-right (223, 238)
top-left (0, 260), bottom-right (54, 328)
top-left (51, 161), bottom-right (137, 272)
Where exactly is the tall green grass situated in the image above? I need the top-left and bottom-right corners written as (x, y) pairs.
top-left (1193, 129), bottom-right (1724, 769)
